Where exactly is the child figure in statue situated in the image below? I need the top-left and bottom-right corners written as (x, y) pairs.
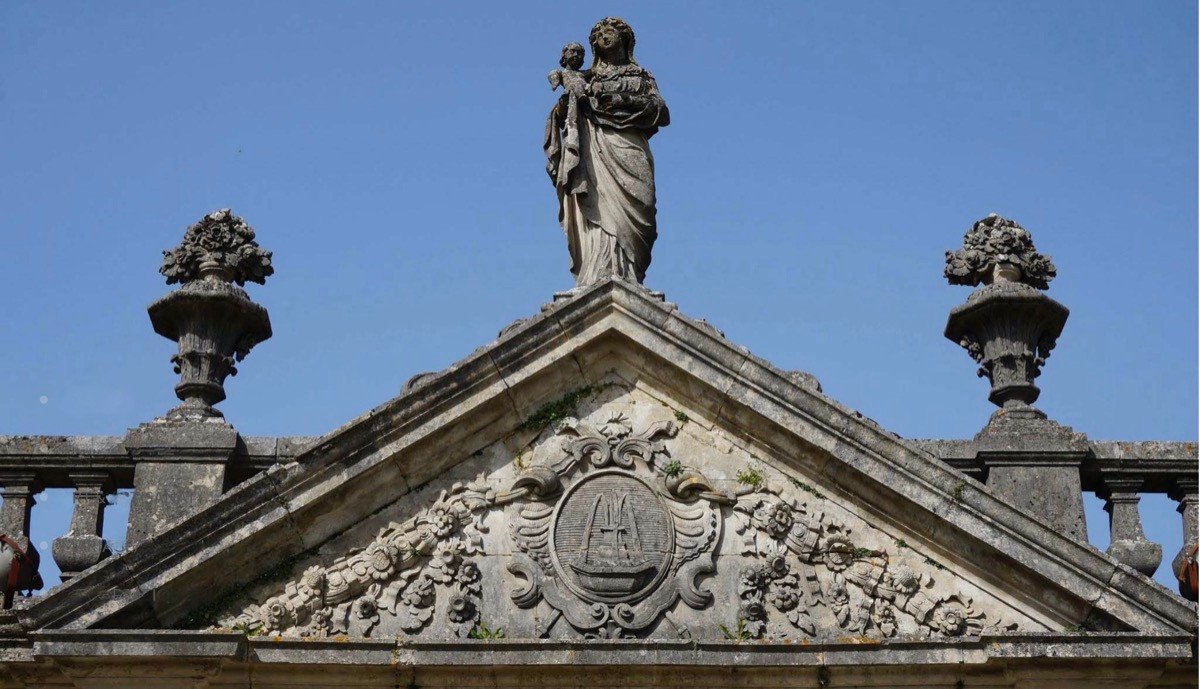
top-left (548, 42), bottom-right (587, 94)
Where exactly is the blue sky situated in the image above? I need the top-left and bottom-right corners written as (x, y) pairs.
top-left (1, 2), bottom-right (1195, 590)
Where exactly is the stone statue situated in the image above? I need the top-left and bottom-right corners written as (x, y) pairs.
top-left (544, 18), bottom-right (670, 288)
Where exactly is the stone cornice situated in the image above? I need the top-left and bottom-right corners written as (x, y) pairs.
top-left (16, 629), bottom-right (1194, 665)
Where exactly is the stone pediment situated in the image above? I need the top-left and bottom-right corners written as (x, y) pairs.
top-left (19, 279), bottom-right (1196, 641)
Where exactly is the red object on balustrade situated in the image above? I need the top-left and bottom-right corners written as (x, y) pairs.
top-left (0, 535), bottom-right (42, 610)
top-left (1179, 544), bottom-right (1199, 602)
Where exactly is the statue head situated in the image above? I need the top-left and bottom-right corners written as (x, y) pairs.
top-left (589, 17), bottom-right (636, 67)
top-left (559, 42), bottom-right (585, 70)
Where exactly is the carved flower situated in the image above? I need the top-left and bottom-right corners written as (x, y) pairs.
top-left (768, 576), bottom-right (800, 612)
top-left (739, 600), bottom-right (767, 638)
top-left (400, 577), bottom-right (434, 610)
top-left (823, 535), bottom-right (856, 571)
top-left (353, 596), bottom-right (379, 620)
top-left (887, 565), bottom-right (921, 595)
top-left (325, 570), bottom-right (351, 603)
top-left (873, 603), bottom-right (897, 638)
top-left (931, 603), bottom-right (967, 635)
top-left (427, 506), bottom-right (458, 539)
top-left (765, 554), bottom-right (789, 579)
top-left (429, 540), bottom-right (465, 582)
top-left (447, 591), bottom-right (477, 624)
top-left (300, 566), bottom-right (327, 594)
top-left (364, 542), bottom-right (399, 580)
top-left (455, 560), bottom-right (481, 586)
top-left (765, 503), bottom-right (794, 539)
top-left (310, 608), bottom-right (332, 632)
top-left (262, 596), bottom-right (295, 630)
top-left (738, 567), bottom-right (767, 597)
top-left (928, 598), bottom-right (984, 637)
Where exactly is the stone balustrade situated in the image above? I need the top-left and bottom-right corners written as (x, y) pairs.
top-left (0, 436), bottom-right (313, 584)
top-left (2, 430), bottom-right (1191, 597)
top-left (918, 438), bottom-right (1198, 593)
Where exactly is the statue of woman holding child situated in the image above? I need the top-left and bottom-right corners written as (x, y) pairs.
top-left (544, 17), bottom-right (670, 287)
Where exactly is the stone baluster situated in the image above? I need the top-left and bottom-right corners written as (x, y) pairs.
top-left (0, 472), bottom-right (41, 547)
top-left (1169, 476), bottom-right (1197, 600)
top-left (51, 471), bottom-right (114, 582)
top-left (125, 209), bottom-right (273, 547)
top-left (1099, 477), bottom-right (1162, 577)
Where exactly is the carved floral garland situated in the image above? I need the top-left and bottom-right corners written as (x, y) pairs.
top-left (730, 486), bottom-right (1016, 639)
top-left (222, 476), bottom-right (511, 638)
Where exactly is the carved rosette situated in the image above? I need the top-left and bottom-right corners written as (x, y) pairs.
top-left (943, 214), bottom-right (1068, 410)
top-left (152, 209), bottom-right (272, 420)
top-left (508, 414), bottom-right (722, 638)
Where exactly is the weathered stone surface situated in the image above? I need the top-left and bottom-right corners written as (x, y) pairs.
top-left (5, 280), bottom-right (1192, 689)
top-left (51, 471), bottom-right (113, 582)
top-left (944, 213), bottom-right (1057, 290)
top-left (4, 629), bottom-right (1193, 688)
top-left (151, 209), bottom-right (273, 422)
top-left (124, 419), bottom-right (238, 548)
top-left (546, 18), bottom-right (670, 287)
top-left (971, 408), bottom-right (1091, 543)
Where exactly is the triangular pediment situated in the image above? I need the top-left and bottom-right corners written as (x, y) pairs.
top-left (20, 279), bottom-right (1196, 641)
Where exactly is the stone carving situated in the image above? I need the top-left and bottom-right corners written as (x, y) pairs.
top-left (223, 476), bottom-right (501, 638)
top-left (943, 214), bottom-right (1068, 410)
top-left (221, 407), bottom-right (1018, 641)
top-left (160, 208), bottom-right (274, 287)
top-left (150, 209), bottom-right (273, 420)
top-left (944, 213), bottom-right (1056, 290)
top-left (508, 414), bottom-right (721, 638)
top-left (729, 486), bottom-right (1015, 640)
top-left (545, 18), bottom-right (670, 287)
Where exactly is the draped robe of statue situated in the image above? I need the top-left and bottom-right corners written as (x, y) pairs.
top-left (545, 63), bottom-right (670, 286)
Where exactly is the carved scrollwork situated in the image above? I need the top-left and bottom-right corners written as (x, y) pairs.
top-left (508, 413), bottom-right (725, 638)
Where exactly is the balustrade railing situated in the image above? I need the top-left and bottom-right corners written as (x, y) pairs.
top-left (917, 438), bottom-right (1198, 597)
top-left (0, 435), bottom-right (313, 588)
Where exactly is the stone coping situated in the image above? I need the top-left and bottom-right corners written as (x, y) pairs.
top-left (0, 435), bottom-right (317, 487)
top-left (11, 630), bottom-right (1194, 667)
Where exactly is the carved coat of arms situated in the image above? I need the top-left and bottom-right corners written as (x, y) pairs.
top-left (508, 414), bottom-right (722, 638)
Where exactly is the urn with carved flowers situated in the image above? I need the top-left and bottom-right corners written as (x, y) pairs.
top-left (943, 214), bottom-right (1067, 410)
top-left (150, 209), bottom-right (273, 420)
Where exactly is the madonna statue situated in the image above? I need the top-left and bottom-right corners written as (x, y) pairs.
top-left (544, 17), bottom-right (670, 287)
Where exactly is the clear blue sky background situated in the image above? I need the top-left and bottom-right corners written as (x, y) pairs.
top-left (2, 2), bottom-right (1195, 591)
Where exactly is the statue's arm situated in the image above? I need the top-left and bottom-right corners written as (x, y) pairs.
top-left (588, 72), bottom-right (670, 131)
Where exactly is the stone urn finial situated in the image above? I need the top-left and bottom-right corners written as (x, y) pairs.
top-left (943, 214), bottom-right (1068, 411)
top-left (149, 209), bottom-right (273, 421)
